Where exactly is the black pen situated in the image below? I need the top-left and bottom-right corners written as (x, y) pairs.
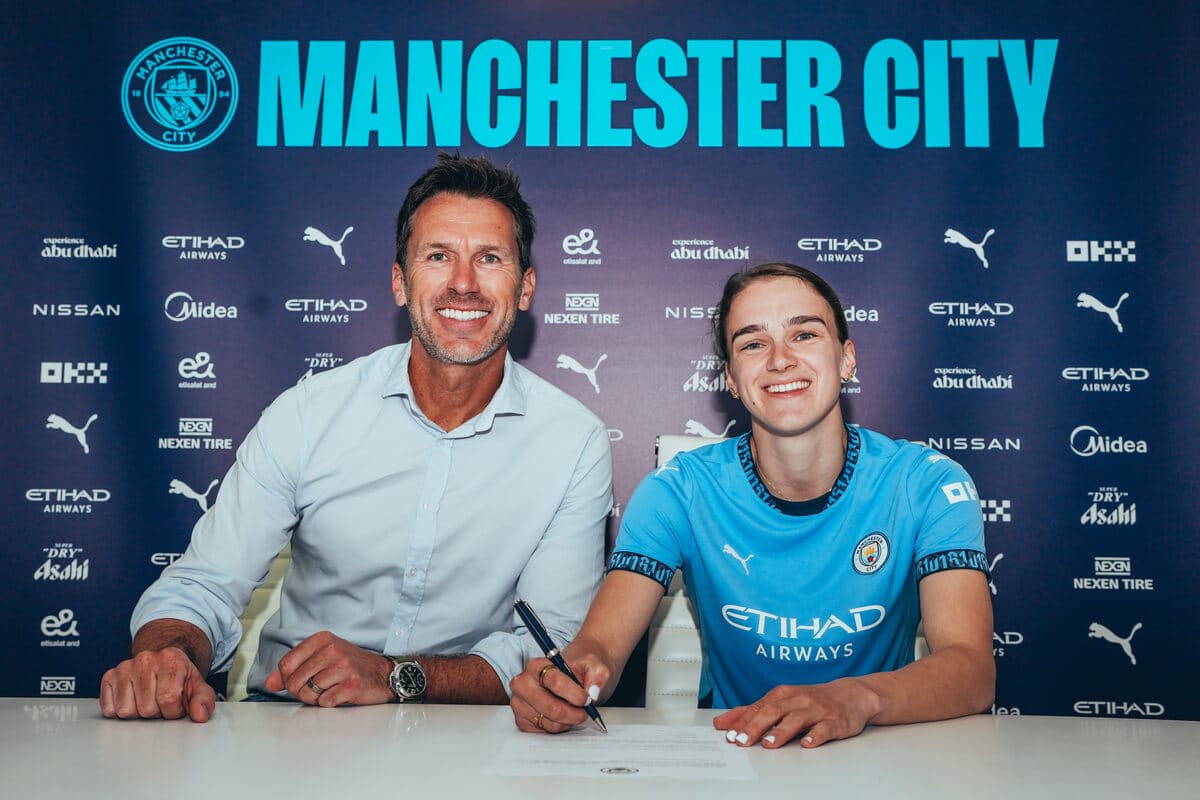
top-left (514, 599), bottom-right (608, 733)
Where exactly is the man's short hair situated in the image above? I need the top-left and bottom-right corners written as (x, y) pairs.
top-left (394, 153), bottom-right (535, 273)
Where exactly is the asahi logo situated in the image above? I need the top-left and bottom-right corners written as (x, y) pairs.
top-left (932, 367), bottom-right (1013, 390)
top-left (683, 354), bottom-right (726, 393)
top-left (1081, 486), bottom-right (1136, 526)
top-left (1070, 425), bottom-right (1147, 456)
top-left (34, 544), bottom-right (89, 581)
top-left (670, 238), bottom-right (749, 261)
top-left (164, 291), bottom-right (238, 321)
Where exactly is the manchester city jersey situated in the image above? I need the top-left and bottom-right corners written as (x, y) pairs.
top-left (609, 425), bottom-right (988, 709)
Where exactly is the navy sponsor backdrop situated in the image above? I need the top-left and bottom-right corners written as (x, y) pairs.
top-left (3, 1), bottom-right (1196, 719)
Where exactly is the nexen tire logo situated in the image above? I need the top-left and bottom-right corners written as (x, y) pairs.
top-left (1070, 425), bottom-right (1148, 456)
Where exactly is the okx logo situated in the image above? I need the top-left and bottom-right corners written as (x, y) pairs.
top-left (122, 38), bottom-right (238, 152)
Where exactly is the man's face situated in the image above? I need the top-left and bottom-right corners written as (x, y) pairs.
top-left (393, 193), bottom-right (535, 366)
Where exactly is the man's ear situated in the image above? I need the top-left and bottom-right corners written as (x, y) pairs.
top-left (392, 263), bottom-right (407, 307)
top-left (518, 267), bottom-right (536, 311)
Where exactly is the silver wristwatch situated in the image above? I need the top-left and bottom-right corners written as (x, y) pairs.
top-left (386, 656), bottom-right (427, 703)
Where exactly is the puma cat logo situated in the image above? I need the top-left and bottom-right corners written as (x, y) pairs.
top-left (169, 478), bottom-right (220, 513)
top-left (46, 413), bottom-right (98, 454)
top-left (944, 227), bottom-right (996, 268)
top-left (303, 225), bottom-right (354, 266)
top-left (1088, 621), bottom-right (1142, 665)
top-left (556, 353), bottom-right (607, 394)
top-left (1076, 291), bottom-right (1129, 333)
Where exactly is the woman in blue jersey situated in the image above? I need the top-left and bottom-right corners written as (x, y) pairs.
top-left (510, 263), bottom-right (994, 748)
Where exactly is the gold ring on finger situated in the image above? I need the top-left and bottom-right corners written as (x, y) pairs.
top-left (306, 678), bottom-right (325, 695)
top-left (533, 712), bottom-right (544, 730)
top-left (537, 664), bottom-right (555, 688)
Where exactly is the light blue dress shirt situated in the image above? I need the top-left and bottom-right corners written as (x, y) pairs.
top-left (131, 342), bottom-right (612, 695)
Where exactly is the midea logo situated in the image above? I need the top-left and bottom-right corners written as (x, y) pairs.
top-left (1070, 425), bottom-right (1148, 456)
top-left (164, 291), bottom-right (239, 322)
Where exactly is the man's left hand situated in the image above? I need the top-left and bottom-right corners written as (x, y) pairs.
top-left (712, 678), bottom-right (881, 749)
top-left (264, 631), bottom-right (393, 706)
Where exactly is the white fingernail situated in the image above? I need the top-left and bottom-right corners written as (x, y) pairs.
top-left (725, 730), bottom-right (738, 743)
top-left (764, 735), bottom-right (776, 745)
top-left (587, 685), bottom-right (600, 702)
top-left (804, 735), bottom-right (814, 743)
top-left (736, 732), bottom-right (749, 745)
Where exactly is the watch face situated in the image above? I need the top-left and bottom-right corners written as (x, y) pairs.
top-left (396, 661), bottom-right (426, 699)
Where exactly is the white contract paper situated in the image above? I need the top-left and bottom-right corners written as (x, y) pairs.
top-left (486, 724), bottom-right (756, 780)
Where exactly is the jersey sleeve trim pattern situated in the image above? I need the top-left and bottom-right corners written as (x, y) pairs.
top-left (915, 548), bottom-right (991, 580)
top-left (607, 550), bottom-right (675, 590)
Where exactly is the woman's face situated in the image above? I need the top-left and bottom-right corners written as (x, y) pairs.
top-left (723, 276), bottom-right (856, 440)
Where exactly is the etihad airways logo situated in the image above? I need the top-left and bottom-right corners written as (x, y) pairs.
top-left (26, 488), bottom-right (110, 514)
top-left (1069, 425), bottom-right (1147, 456)
top-left (284, 297), bottom-right (367, 323)
top-left (1061, 366), bottom-right (1148, 393)
top-left (162, 234), bottom-right (245, 260)
top-left (1073, 700), bottom-right (1162, 717)
top-left (928, 300), bottom-right (1013, 327)
top-left (797, 237), bottom-right (882, 263)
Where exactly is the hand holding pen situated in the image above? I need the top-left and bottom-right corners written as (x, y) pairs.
top-left (514, 599), bottom-right (608, 733)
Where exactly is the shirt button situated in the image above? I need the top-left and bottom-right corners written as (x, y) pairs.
top-left (409, 568), bottom-right (419, 577)
top-left (394, 629), bottom-right (404, 638)
top-left (422, 503), bottom-right (432, 512)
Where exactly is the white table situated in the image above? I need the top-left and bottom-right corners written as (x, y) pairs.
top-left (3, 698), bottom-right (1196, 799)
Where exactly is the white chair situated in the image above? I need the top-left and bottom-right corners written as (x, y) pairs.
top-left (224, 545), bottom-right (291, 701)
top-left (643, 434), bottom-right (724, 709)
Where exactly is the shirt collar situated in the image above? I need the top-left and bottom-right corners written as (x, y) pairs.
top-left (382, 342), bottom-right (529, 435)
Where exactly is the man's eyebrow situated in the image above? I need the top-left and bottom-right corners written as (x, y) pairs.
top-left (787, 314), bottom-right (828, 328)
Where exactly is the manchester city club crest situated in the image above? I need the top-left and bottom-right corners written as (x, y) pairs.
top-left (852, 532), bottom-right (890, 575)
top-left (121, 37), bottom-right (238, 152)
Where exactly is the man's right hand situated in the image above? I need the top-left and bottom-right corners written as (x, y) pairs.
top-left (99, 647), bottom-right (216, 722)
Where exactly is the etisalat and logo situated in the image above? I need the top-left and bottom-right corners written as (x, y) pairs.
top-left (40, 237), bottom-right (118, 260)
top-left (542, 292), bottom-right (620, 326)
top-left (562, 227), bottom-right (602, 266)
top-left (932, 367), bottom-right (1013, 391)
top-left (285, 297), bottom-right (368, 323)
top-left (178, 351), bottom-right (216, 389)
top-left (40, 609), bottom-right (81, 648)
top-left (121, 37), bottom-right (238, 152)
top-left (669, 238), bottom-right (750, 262)
top-left (796, 237), bottom-right (882, 264)
top-left (158, 417), bottom-right (233, 451)
top-left (1081, 486), bottom-right (1136, 526)
top-left (1073, 555), bottom-right (1154, 592)
top-left (162, 234), bottom-right (245, 260)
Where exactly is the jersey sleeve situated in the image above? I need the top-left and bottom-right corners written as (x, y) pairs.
top-left (908, 450), bottom-right (990, 581)
top-left (607, 464), bottom-right (692, 591)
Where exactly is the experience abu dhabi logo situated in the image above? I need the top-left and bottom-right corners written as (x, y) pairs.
top-left (122, 37), bottom-right (238, 152)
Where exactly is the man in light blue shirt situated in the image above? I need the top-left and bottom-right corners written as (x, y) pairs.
top-left (100, 154), bottom-right (613, 721)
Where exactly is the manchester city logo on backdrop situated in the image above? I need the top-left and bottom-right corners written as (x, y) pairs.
top-left (121, 37), bottom-right (238, 152)
top-left (852, 532), bottom-right (890, 575)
